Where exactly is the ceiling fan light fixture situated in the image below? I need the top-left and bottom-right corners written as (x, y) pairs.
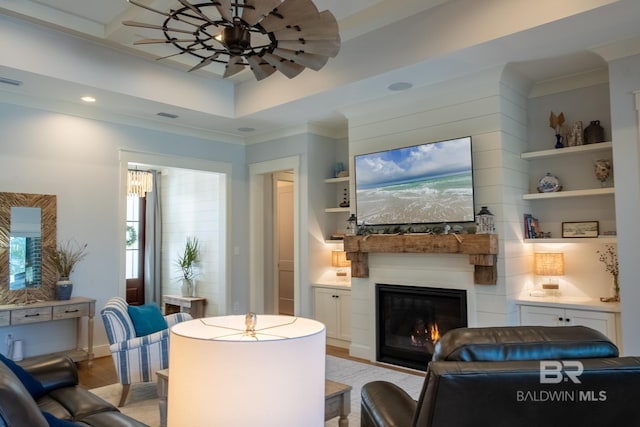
top-left (220, 25), bottom-right (251, 55)
top-left (125, 0), bottom-right (340, 81)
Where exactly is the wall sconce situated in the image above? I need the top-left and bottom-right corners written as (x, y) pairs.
top-left (533, 252), bottom-right (564, 296)
top-left (168, 314), bottom-right (326, 427)
top-left (331, 250), bottom-right (350, 281)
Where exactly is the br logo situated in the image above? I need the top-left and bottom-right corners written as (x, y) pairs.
top-left (540, 361), bottom-right (584, 384)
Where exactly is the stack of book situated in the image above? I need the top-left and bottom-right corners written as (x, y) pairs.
top-left (523, 214), bottom-right (540, 239)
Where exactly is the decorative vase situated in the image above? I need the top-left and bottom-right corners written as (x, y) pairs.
top-left (584, 120), bottom-right (605, 144)
top-left (612, 274), bottom-right (620, 302)
top-left (56, 278), bottom-right (73, 300)
top-left (181, 278), bottom-right (193, 297)
top-left (554, 133), bottom-right (564, 148)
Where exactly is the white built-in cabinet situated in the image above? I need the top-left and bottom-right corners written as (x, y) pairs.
top-left (313, 285), bottom-right (351, 348)
top-left (517, 300), bottom-right (620, 348)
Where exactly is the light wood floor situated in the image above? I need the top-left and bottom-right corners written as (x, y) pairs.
top-left (77, 345), bottom-right (422, 389)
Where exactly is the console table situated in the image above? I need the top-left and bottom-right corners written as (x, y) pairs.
top-left (0, 296), bottom-right (95, 366)
top-left (162, 295), bottom-right (206, 319)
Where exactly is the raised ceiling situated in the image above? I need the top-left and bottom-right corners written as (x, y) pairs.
top-left (1, 0), bottom-right (639, 143)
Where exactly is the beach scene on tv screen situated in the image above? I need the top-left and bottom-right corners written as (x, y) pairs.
top-left (355, 137), bottom-right (474, 225)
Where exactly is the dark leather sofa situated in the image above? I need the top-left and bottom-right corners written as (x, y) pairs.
top-left (361, 325), bottom-right (640, 427)
top-left (0, 354), bottom-right (147, 427)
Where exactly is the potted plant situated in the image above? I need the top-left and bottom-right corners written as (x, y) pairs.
top-left (50, 239), bottom-right (88, 300)
top-left (176, 236), bottom-right (199, 297)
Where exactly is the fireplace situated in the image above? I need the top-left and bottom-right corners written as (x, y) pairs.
top-left (376, 284), bottom-right (468, 370)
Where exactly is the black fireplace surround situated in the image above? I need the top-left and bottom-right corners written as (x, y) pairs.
top-left (376, 284), bottom-right (467, 370)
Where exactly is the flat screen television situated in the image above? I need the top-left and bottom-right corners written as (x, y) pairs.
top-left (354, 136), bottom-right (474, 226)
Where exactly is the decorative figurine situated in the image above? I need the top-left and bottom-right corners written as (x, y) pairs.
top-left (339, 188), bottom-right (349, 207)
top-left (594, 159), bottom-right (612, 187)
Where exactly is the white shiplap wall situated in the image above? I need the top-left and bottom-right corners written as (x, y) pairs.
top-left (343, 66), bottom-right (531, 360)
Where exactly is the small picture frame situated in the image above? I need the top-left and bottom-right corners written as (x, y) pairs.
top-left (562, 221), bottom-right (599, 238)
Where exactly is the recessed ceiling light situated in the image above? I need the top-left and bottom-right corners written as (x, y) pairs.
top-left (238, 127), bottom-right (256, 132)
top-left (387, 82), bottom-right (413, 91)
top-left (81, 96), bottom-right (96, 103)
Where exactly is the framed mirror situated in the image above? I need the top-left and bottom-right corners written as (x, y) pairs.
top-left (0, 193), bottom-right (57, 304)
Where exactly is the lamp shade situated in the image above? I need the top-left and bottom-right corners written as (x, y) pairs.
top-left (534, 253), bottom-right (565, 276)
top-left (331, 250), bottom-right (350, 268)
top-left (167, 315), bottom-right (326, 427)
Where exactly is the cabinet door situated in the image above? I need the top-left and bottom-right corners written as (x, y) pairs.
top-left (314, 288), bottom-right (338, 338)
top-left (565, 309), bottom-right (617, 344)
top-left (336, 290), bottom-right (351, 342)
top-left (519, 305), bottom-right (565, 327)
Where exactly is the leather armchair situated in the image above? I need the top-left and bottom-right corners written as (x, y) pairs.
top-left (100, 297), bottom-right (192, 406)
top-left (361, 326), bottom-right (640, 427)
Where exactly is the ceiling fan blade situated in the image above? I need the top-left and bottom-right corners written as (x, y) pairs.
top-left (156, 48), bottom-right (198, 59)
top-left (177, 0), bottom-right (216, 24)
top-left (133, 38), bottom-right (196, 45)
top-left (277, 39), bottom-right (340, 57)
top-left (241, 0), bottom-right (283, 26)
top-left (127, 0), bottom-right (170, 17)
top-left (189, 53), bottom-right (220, 72)
top-left (273, 11), bottom-right (339, 41)
top-left (272, 48), bottom-right (327, 71)
top-left (262, 52), bottom-right (305, 79)
top-left (223, 56), bottom-right (246, 78)
top-left (246, 54), bottom-right (277, 81)
top-left (122, 21), bottom-right (194, 35)
top-left (260, 0), bottom-right (319, 32)
top-left (213, 0), bottom-right (234, 22)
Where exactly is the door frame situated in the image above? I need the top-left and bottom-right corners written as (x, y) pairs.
top-left (249, 156), bottom-right (300, 314)
top-left (118, 150), bottom-right (232, 311)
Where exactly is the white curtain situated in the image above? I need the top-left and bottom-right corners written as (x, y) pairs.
top-left (144, 170), bottom-right (162, 304)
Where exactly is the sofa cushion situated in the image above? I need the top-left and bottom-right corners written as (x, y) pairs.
top-left (127, 304), bottom-right (168, 337)
top-left (42, 411), bottom-right (78, 427)
top-left (0, 353), bottom-right (46, 399)
top-left (432, 325), bottom-right (619, 362)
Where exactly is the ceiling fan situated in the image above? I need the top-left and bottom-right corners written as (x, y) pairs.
top-left (124, 0), bottom-right (341, 81)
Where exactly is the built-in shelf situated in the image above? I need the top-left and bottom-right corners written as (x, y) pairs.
top-left (524, 237), bottom-right (617, 244)
top-left (325, 207), bottom-right (350, 213)
top-left (521, 141), bottom-right (612, 160)
top-left (523, 187), bottom-right (614, 200)
top-left (343, 234), bottom-right (499, 285)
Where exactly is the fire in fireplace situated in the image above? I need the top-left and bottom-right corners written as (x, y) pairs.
top-left (376, 284), bottom-right (467, 370)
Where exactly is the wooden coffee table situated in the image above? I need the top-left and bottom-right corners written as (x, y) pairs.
top-left (156, 370), bottom-right (351, 427)
top-left (325, 379), bottom-right (352, 426)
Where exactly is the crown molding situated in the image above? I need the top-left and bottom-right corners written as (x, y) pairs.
top-left (528, 68), bottom-right (609, 98)
top-left (591, 35), bottom-right (640, 62)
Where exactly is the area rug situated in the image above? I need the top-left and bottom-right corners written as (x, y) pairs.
top-left (90, 355), bottom-right (425, 426)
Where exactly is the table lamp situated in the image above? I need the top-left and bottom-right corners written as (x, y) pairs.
top-left (533, 252), bottom-right (564, 296)
top-left (331, 250), bottom-right (351, 281)
top-left (167, 314), bottom-right (326, 427)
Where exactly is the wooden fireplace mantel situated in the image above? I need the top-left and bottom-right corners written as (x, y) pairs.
top-left (343, 233), bottom-right (499, 285)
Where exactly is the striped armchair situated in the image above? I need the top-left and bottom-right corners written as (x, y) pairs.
top-left (100, 297), bottom-right (192, 406)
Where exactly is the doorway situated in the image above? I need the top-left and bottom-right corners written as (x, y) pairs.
top-left (120, 150), bottom-right (231, 313)
top-left (274, 171), bottom-right (294, 315)
top-left (249, 156), bottom-right (300, 315)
